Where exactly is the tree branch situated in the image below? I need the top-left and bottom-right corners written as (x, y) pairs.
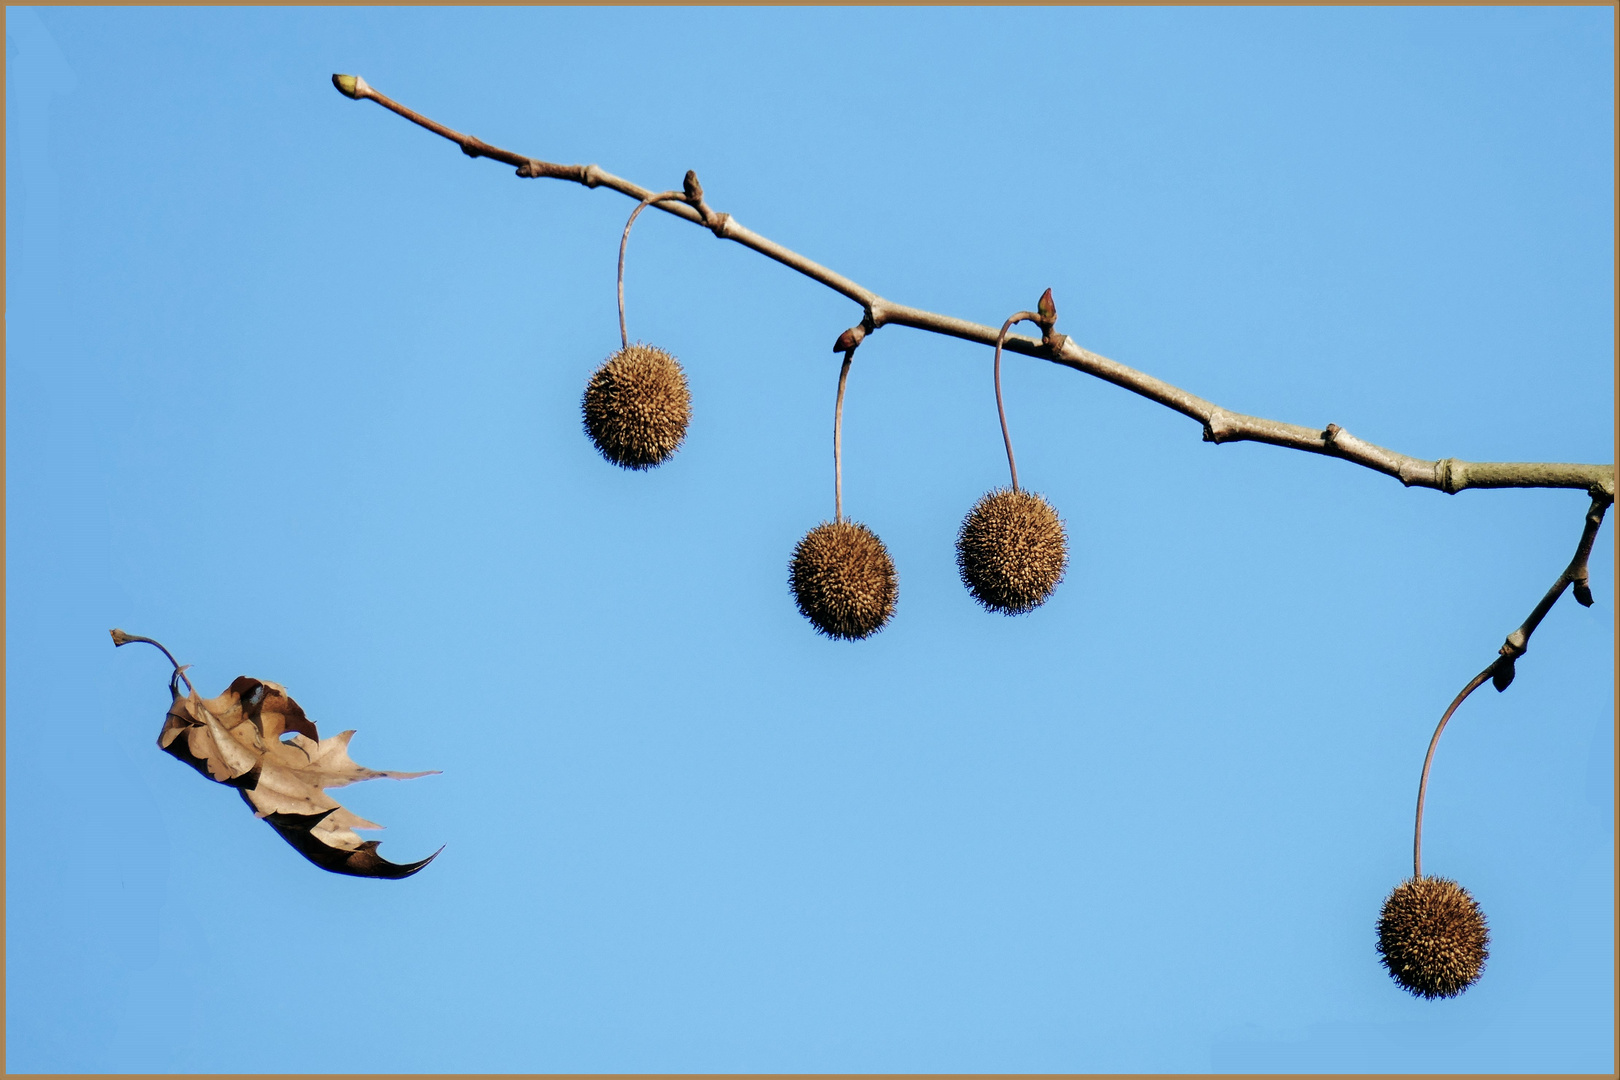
top-left (332, 74), bottom-right (1614, 499)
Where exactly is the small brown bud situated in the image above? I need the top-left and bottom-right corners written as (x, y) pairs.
top-left (110, 628), bottom-right (132, 646)
top-left (683, 170), bottom-right (704, 203)
top-left (1573, 578), bottom-right (1594, 607)
top-left (833, 325), bottom-right (866, 353)
top-left (1036, 287), bottom-right (1057, 326)
top-left (1491, 655), bottom-right (1516, 692)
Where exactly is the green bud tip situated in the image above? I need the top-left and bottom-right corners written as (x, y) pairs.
top-left (332, 73), bottom-right (361, 99)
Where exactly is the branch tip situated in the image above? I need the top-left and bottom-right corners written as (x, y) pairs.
top-left (1037, 287), bottom-right (1057, 326)
top-left (331, 73), bottom-right (363, 100)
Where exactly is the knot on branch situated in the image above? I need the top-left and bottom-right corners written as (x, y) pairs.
top-left (1434, 457), bottom-right (1462, 494)
top-left (1203, 409), bottom-right (1236, 444)
top-left (460, 136), bottom-right (493, 160)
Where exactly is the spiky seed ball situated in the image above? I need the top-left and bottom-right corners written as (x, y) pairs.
top-left (582, 343), bottom-right (691, 469)
top-left (1376, 876), bottom-right (1490, 999)
top-left (789, 520), bottom-right (898, 640)
top-left (956, 488), bottom-right (1068, 614)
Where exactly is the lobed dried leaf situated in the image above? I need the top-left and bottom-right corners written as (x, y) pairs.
top-left (158, 674), bottom-right (441, 879)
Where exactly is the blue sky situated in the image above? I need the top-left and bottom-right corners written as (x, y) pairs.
top-left (7, 6), bottom-right (1613, 1073)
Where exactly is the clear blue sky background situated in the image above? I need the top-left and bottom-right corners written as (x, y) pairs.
top-left (7, 6), bottom-right (1614, 1073)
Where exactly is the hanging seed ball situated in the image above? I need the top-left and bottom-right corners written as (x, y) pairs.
top-left (581, 343), bottom-right (691, 469)
top-left (1376, 876), bottom-right (1490, 999)
top-left (789, 520), bottom-right (898, 640)
top-left (956, 487), bottom-right (1068, 614)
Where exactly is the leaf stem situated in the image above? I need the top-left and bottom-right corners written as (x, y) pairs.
top-left (109, 629), bottom-right (194, 694)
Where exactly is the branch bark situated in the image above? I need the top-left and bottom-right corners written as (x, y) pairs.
top-left (331, 74), bottom-right (1614, 499)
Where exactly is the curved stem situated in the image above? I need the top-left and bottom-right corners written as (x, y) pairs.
top-left (994, 312), bottom-right (1039, 493)
top-left (834, 349), bottom-right (854, 523)
top-left (617, 189), bottom-right (685, 350)
top-left (1413, 665), bottom-right (1494, 878)
top-left (109, 629), bottom-right (194, 694)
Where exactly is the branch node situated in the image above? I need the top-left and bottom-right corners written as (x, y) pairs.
top-left (1203, 409), bottom-right (1235, 444)
top-left (679, 170), bottom-right (731, 238)
top-left (1435, 457), bottom-right (1461, 494)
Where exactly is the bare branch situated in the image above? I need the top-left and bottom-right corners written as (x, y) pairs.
top-left (332, 75), bottom-right (1615, 499)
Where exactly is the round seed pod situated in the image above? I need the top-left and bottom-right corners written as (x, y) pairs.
top-left (1376, 876), bottom-right (1489, 999)
top-left (956, 487), bottom-right (1068, 614)
top-left (582, 343), bottom-right (691, 469)
top-left (789, 520), bottom-right (897, 640)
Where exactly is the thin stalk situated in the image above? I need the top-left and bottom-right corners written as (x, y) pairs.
top-left (834, 349), bottom-right (854, 523)
top-left (994, 312), bottom-right (1038, 493)
top-left (618, 189), bottom-right (684, 350)
top-left (1412, 666), bottom-right (1493, 878)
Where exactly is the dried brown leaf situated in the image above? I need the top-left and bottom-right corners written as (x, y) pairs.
top-left (150, 663), bottom-right (441, 879)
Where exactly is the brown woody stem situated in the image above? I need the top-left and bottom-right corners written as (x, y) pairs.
top-left (331, 75), bottom-right (1613, 498)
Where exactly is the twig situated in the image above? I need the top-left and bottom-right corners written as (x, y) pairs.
top-left (1488, 492), bottom-right (1614, 692)
top-left (331, 74), bottom-right (1614, 499)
